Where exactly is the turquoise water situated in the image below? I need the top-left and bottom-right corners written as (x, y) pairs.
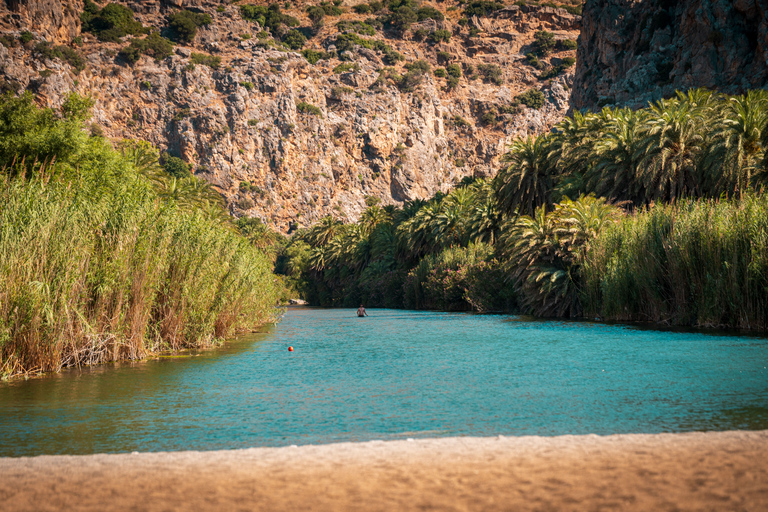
top-left (1, 308), bottom-right (767, 457)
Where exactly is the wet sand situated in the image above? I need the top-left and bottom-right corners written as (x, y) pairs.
top-left (1, 430), bottom-right (766, 511)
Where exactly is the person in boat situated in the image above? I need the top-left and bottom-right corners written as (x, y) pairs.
top-left (357, 305), bottom-right (368, 317)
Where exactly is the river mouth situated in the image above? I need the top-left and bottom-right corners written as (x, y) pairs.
top-left (1, 308), bottom-right (767, 457)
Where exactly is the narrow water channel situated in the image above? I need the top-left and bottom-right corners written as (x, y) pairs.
top-left (1, 308), bottom-right (767, 457)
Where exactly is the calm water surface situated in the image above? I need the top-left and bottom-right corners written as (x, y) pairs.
top-left (1, 308), bottom-right (767, 457)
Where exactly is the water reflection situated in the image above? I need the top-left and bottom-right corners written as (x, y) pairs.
top-left (0, 309), bottom-right (766, 457)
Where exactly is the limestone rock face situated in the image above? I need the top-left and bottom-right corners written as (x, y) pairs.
top-left (4, 0), bottom-right (83, 44)
top-left (0, 1), bottom-right (579, 232)
top-left (572, 0), bottom-right (768, 110)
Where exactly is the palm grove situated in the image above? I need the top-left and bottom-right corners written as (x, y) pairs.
top-left (281, 89), bottom-right (768, 331)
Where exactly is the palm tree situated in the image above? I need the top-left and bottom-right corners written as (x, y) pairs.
top-left (469, 197), bottom-right (501, 244)
top-left (359, 205), bottom-right (391, 235)
top-left (306, 215), bottom-right (342, 247)
top-left (588, 107), bottom-right (647, 204)
top-left (495, 135), bottom-right (555, 217)
top-left (703, 90), bottom-right (768, 196)
top-left (636, 97), bottom-right (707, 201)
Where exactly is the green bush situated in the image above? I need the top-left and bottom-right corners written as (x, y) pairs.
top-left (430, 29), bottom-right (451, 43)
top-left (463, 0), bottom-right (504, 17)
top-left (516, 88), bottom-right (545, 109)
top-left (33, 42), bottom-right (87, 74)
top-left (282, 29), bottom-right (307, 49)
top-left (162, 154), bottom-right (191, 178)
top-left (434, 68), bottom-right (447, 77)
top-left (190, 52), bottom-right (221, 69)
top-left (240, 4), bottom-right (299, 33)
top-left (446, 63), bottom-right (462, 78)
top-left (19, 31), bottom-right (34, 44)
top-left (353, 3), bottom-right (373, 13)
top-left (81, 1), bottom-right (146, 42)
top-left (337, 20), bottom-right (377, 35)
top-left (119, 32), bottom-right (174, 64)
top-left (538, 57), bottom-right (576, 79)
top-left (333, 62), bottom-right (359, 73)
top-left (168, 9), bottom-right (212, 43)
top-left (296, 101), bottom-right (322, 117)
top-left (533, 30), bottom-right (556, 56)
top-left (301, 48), bottom-right (334, 64)
top-left (557, 39), bottom-right (578, 51)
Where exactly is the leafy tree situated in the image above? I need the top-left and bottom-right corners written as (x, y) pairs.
top-left (81, 2), bottom-right (145, 42)
top-left (282, 29), bottom-right (307, 49)
top-left (168, 10), bottom-right (212, 42)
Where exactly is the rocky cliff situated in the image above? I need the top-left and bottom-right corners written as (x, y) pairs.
top-left (0, 0), bottom-right (580, 232)
top-left (572, 0), bottom-right (768, 110)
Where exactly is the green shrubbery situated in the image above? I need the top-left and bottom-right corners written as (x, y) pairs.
top-left (0, 93), bottom-right (279, 378)
top-left (81, 1), bottom-right (147, 42)
top-left (190, 52), bottom-right (221, 69)
top-left (33, 42), bottom-right (87, 74)
top-left (168, 9), bottom-right (212, 42)
top-left (119, 32), bottom-right (174, 63)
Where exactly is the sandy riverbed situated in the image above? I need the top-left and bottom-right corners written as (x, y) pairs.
top-left (1, 430), bottom-right (766, 511)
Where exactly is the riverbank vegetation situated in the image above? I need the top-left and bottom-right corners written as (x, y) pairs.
top-left (0, 93), bottom-right (279, 378)
top-left (280, 88), bottom-right (768, 330)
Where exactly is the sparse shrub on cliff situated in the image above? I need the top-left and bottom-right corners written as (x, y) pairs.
top-left (417, 6), bottom-right (444, 21)
top-left (430, 29), bottom-right (451, 43)
top-left (240, 4), bottom-right (299, 33)
top-left (119, 32), bottom-right (174, 64)
top-left (412, 27), bottom-right (429, 41)
top-left (33, 42), bottom-right (87, 74)
top-left (516, 88), bottom-right (545, 109)
top-left (434, 68), bottom-right (447, 78)
top-left (533, 30), bottom-right (556, 57)
top-left (337, 20), bottom-right (376, 35)
top-left (477, 63), bottom-right (503, 85)
top-left (240, 81), bottom-right (254, 91)
top-left (19, 31), bottom-right (34, 44)
top-left (301, 49), bottom-right (334, 64)
top-left (436, 51), bottom-right (452, 64)
top-left (526, 52), bottom-right (543, 69)
top-left (446, 63), bottom-right (462, 78)
top-left (353, 3), bottom-right (373, 14)
top-left (556, 39), bottom-right (578, 51)
top-left (297, 101), bottom-right (322, 117)
top-left (168, 9), bottom-right (212, 43)
top-left (0, 35), bottom-right (16, 48)
top-left (190, 52), bottom-right (221, 69)
top-left (282, 29), bottom-right (307, 50)
top-left (81, 1), bottom-right (147, 42)
top-left (463, 1), bottom-right (504, 18)
top-left (333, 62), bottom-right (359, 74)
top-left (539, 57), bottom-right (575, 79)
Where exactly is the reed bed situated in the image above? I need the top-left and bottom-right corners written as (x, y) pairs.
top-left (0, 164), bottom-right (278, 379)
top-left (582, 195), bottom-right (768, 330)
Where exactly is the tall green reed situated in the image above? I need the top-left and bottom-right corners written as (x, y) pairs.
top-left (583, 195), bottom-right (768, 329)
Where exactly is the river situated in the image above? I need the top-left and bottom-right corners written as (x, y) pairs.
top-left (1, 308), bottom-right (767, 457)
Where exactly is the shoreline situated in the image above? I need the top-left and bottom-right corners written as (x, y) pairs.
top-left (1, 430), bottom-right (766, 511)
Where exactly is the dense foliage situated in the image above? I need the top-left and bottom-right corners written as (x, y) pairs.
top-left (280, 89), bottom-right (768, 330)
top-left (0, 93), bottom-right (279, 378)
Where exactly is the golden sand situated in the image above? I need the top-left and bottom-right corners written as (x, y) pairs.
top-left (1, 430), bottom-right (766, 511)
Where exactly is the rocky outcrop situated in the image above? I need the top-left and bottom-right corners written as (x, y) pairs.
top-left (572, 0), bottom-right (768, 110)
top-left (0, 1), bottom-right (579, 232)
top-left (3, 0), bottom-right (83, 44)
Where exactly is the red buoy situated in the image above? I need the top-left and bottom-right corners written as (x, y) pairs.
top-left (288, 346), bottom-right (294, 352)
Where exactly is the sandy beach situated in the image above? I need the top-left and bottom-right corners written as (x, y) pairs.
top-left (0, 430), bottom-right (766, 511)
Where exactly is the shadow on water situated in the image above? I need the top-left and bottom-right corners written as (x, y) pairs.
top-left (1, 309), bottom-right (767, 457)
